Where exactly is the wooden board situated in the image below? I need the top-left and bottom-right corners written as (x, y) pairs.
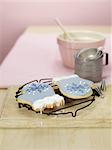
top-left (0, 89), bottom-right (7, 117)
top-left (0, 85), bottom-right (112, 128)
top-left (0, 128), bottom-right (112, 150)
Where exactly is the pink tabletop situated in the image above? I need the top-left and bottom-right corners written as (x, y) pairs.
top-left (0, 32), bottom-right (111, 87)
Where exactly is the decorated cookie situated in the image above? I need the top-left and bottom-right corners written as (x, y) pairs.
top-left (53, 75), bottom-right (93, 99)
top-left (16, 82), bottom-right (64, 113)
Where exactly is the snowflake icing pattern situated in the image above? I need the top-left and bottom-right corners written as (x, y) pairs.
top-left (26, 83), bottom-right (49, 93)
top-left (66, 83), bottom-right (89, 94)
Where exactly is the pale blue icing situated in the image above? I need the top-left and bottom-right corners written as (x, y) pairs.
top-left (18, 82), bottom-right (55, 103)
top-left (57, 76), bottom-right (93, 96)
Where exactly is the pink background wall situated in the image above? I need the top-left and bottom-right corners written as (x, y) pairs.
top-left (0, 0), bottom-right (111, 63)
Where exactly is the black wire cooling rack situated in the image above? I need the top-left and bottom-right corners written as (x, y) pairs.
top-left (15, 78), bottom-right (97, 117)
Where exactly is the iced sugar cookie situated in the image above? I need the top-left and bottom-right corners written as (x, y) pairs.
top-left (16, 82), bottom-right (64, 113)
top-left (53, 75), bottom-right (93, 99)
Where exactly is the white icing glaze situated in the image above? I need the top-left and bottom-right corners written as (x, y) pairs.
top-left (32, 94), bottom-right (64, 111)
top-left (53, 74), bottom-right (79, 82)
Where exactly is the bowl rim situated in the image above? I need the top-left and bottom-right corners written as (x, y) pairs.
top-left (57, 30), bottom-right (106, 43)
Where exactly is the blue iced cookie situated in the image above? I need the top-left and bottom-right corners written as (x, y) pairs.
top-left (53, 75), bottom-right (93, 99)
top-left (17, 82), bottom-right (64, 112)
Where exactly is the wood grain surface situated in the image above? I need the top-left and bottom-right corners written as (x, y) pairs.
top-left (0, 89), bottom-right (8, 117)
top-left (0, 86), bottom-right (111, 150)
top-left (0, 128), bottom-right (111, 150)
